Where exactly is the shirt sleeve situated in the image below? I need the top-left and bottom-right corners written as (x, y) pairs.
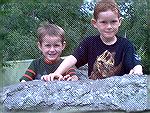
top-left (73, 38), bottom-right (89, 68)
top-left (19, 61), bottom-right (36, 81)
top-left (64, 66), bottom-right (76, 76)
top-left (123, 40), bottom-right (141, 72)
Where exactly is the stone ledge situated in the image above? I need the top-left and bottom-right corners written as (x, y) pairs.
top-left (0, 74), bottom-right (147, 112)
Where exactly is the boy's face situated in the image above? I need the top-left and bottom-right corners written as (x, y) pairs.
top-left (92, 10), bottom-right (122, 40)
top-left (38, 35), bottom-right (65, 62)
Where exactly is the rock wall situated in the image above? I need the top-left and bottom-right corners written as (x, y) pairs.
top-left (0, 74), bottom-right (147, 112)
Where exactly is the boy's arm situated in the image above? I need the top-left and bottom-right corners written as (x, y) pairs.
top-left (123, 39), bottom-right (142, 74)
top-left (41, 55), bottom-right (77, 81)
top-left (129, 65), bottom-right (143, 75)
top-left (55, 55), bottom-right (77, 74)
top-left (19, 61), bottom-right (36, 82)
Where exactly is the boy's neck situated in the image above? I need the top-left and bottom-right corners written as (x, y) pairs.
top-left (44, 58), bottom-right (60, 64)
top-left (100, 36), bottom-right (117, 45)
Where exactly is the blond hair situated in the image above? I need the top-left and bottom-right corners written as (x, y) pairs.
top-left (37, 21), bottom-right (65, 44)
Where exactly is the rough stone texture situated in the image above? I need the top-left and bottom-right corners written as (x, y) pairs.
top-left (147, 75), bottom-right (150, 110)
top-left (0, 73), bottom-right (147, 112)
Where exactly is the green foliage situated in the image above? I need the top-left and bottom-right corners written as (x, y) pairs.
top-left (3, 31), bottom-right (39, 61)
top-left (1, 0), bottom-right (89, 61)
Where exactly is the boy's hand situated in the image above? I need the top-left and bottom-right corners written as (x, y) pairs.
top-left (21, 80), bottom-right (26, 82)
top-left (129, 65), bottom-right (143, 75)
top-left (63, 75), bottom-right (79, 81)
top-left (41, 73), bottom-right (63, 81)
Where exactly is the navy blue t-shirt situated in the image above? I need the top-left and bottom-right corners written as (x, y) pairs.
top-left (73, 35), bottom-right (141, 77)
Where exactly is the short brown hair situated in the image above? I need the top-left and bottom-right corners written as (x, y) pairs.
top-left (93, 0), bottom-right (120, 20)
top-left (37, 21), bottom-right (65, 44)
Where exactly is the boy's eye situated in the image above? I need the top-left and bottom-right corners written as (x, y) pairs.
top-left (44, 43), bottom-right (61, 47)
top-left (100, 21), bottom-right (107, 24)
top-left (45, 44), bottom-right (51, 47)
top-left (99, 20), bottom-right (118, 24)
top-left (111, 20), bottom-right (118, 23)
top-left (54, 44), bottom-right (61, 47)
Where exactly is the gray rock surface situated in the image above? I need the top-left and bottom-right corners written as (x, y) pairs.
top-left (0, 74), bottom-right (147, 112)
top-left (147, 75), bottom-right (150, 110)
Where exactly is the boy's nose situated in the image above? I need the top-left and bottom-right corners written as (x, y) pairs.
top-left (49, 46), bottom-right (55, 51)
top-left (107, 23), bottom-right (112, 28)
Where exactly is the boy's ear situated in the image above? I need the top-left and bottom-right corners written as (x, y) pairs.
top-left (62, 41), bottom-right (66, 50)
top-left (91, 18), bottom-right (97, 28)
top-left (118, 17), bottom-right (123, 26)
top-left (37, 42), bottom-right (42, 51)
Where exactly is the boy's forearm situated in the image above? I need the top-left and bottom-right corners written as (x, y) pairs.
top-left (54, 55), bottom-right (77, 75)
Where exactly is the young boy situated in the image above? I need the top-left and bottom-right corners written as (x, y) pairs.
top-left (41, 0), bottom-right (143, 81)
top-left (20, 22), bottom-right (78, 82)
